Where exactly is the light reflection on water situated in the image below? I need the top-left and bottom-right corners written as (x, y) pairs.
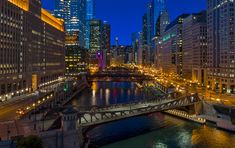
top-left (99, 115), bottom-right (235, 148)
top-left (70, 81), bottom-right (142, 106)
top-left (69, 82), bottom-right (235, 148)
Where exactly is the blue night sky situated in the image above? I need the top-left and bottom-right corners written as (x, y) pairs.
top-left (42, 0), bottom-right (206, 45)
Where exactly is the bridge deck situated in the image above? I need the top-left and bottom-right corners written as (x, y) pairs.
top-left (75, 94), bottom-right (201, 127)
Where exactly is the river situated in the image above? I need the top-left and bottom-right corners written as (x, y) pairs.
top-left (69, 81), bottom-right (235, 148)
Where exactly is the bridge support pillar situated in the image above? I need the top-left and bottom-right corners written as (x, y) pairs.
top-left (188, 102), bottom-right (203, 115)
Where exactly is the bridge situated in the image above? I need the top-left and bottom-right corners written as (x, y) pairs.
top-left (87, 66), bottom-right (154, 82)
top-left (60, 93), bottom-right (202, 129)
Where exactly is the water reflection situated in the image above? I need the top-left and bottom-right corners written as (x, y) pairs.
top-left (100, 114), bottom-right (235, 148)
top-left (69, 82), bottom-right (235, 147)
top-left (70, 81), bottom-right (142, 107)
top-left (105, 89), bottom-right (110, 105)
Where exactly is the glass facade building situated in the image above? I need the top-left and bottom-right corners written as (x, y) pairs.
top-left (152, 0), bottom-right (166, 35)
top-left (147, 0), bottom-right (166, 44)
top-left (54, 0), bottom-right (87, 48)
top-left (65, 33), bottom-right (88, 76)
top-left (86, 0), bottom-right (96, 49)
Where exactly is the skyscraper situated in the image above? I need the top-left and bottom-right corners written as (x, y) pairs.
top-left (154, 9), bottom-right (170, 66)
top-left (147, 2), bottom-right (154, 46)
top-left (146, 0), bottom-right (166, 64)
top-left (157, 14), bottom-right (189, 75)
top-left (138, 32), bottom-right (144, 65)
top-left (89, 19), bottom-right (103, 69)
top-left (102, 21), bottom-right (111, 67)
top-left (207, 0), bottom-right (235, 93)
top-left (102, 22), bottom-right (111, 53)
top-left (182, 11), bottom-right (207, 84)
top-left (86, 0), bottom-right (95, 49)
top-left (155, 10), bottom-right (170, 37)
top-left (131, 32), bottom-right (138, 63)
top-left (142, 13), bottom-right (148, 45)
top-left (147, 0), bottom-right (166, 44)
top-left (152, 0), bottom-right (166, 35)
top-left (54, 0), bottom-right (87, 47)
top-left (65, 32), bottom-right (88, 76)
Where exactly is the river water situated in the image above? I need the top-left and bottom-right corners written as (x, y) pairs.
top-left (69, 81), bottom-right (235, 148)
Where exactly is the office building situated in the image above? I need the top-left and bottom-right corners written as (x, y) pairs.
top-left (89, 19), bottom-right (103, 69)
top-left (154, 9), bottom-right (170, 65)
top-left (146, 0), bottom-right (166, 64)
top-left (155, 10), bottom-right (170, 37)
top-left (111, 45), bottom-right (133, 65)
top-left (86, 0), bottom-right (95, 49)
top-left (207, 0), bottom-right (235, 93)
top-left (65, 32), bottom-right (88, 76)
top-left (142, 13), bottom-right (148, 45)
top-left (131, 33), bottom-right (138, 64)
top-left (147, 2), bottom-right (154, 46)
top-left (182, 11), bottom-right (207, 84)
top-left (157, 14), bottom-right (189, 75)
top-left (54, 0), bottom-right (87, 47)
top-left (0, 0), bottom-right (65, 100)
top-left (152, 0), bottom-right (166, 34)
top-left (102, 22), bottom-right (111, 67)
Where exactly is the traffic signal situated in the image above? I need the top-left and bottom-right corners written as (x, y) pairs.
top-left (64, 82), bottom-right (69, 92)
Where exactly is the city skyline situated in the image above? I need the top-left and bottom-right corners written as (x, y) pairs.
top-left (42, 0), bottom-right (206, 45)
top-left (1, 0), bottom-right (235, 147)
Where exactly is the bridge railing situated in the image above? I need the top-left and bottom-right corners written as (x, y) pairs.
top-left (76, 93), bottom-right (202, 126)
top-left (73, 93), bottom-right (201, 113)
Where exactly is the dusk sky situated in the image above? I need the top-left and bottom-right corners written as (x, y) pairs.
top-left (42, 0), bottom-right (206, 45)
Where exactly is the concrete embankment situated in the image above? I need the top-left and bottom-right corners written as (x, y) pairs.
top-left (200, 101), bottom-right (235, 132)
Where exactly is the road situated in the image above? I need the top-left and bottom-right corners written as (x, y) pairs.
top-left (0, 93), bottom-right (39, 121)
top-left (0, 79), bottom-right (69, 122)
top-left (129, 65), bottom-right (235, 106)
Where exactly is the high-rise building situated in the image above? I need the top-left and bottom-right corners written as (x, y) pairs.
top-left (182, 11), bottom-right (207, 84)
top-left (147, 2), bottom-right (154, 46)
top-left (65, 32), bottom-right (88, 76)
top-left (142, 13), bottom-right (148, 45)
top-left (138, 32), bottom-right (144, 65)
top-left (154, 9), bottom-right (170, 65)
top-left (146, 0), bottom-right (166, 65)
top-left (102, 22), bottom-right (111, 53)
top-left (155, 10), bottom-right (170, 37)
top-left (157, 14), bottom-right (189, 75)
top-left (54, 0), bottom-right (87, 47)
top-left (102, 22), bottom-right (111, 67)
top-left (131, 33), bottom-right (138, 63)
top-left (152, 0), bottom-right (166, 35)
top-left (89, 19), bottom-right (103, 69)
top-left (0, 0), bottom-right (65, 100)
top-left (147, 0), bottom-right (166, 43)
top-left (111, 45), bottom-right (133, 65)
top-left (207, 0), bottom-right (235, 93)
top-left (86, 0), bottom-right (95, 49)
top-left (86, 0), bottom-right (95, 20)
